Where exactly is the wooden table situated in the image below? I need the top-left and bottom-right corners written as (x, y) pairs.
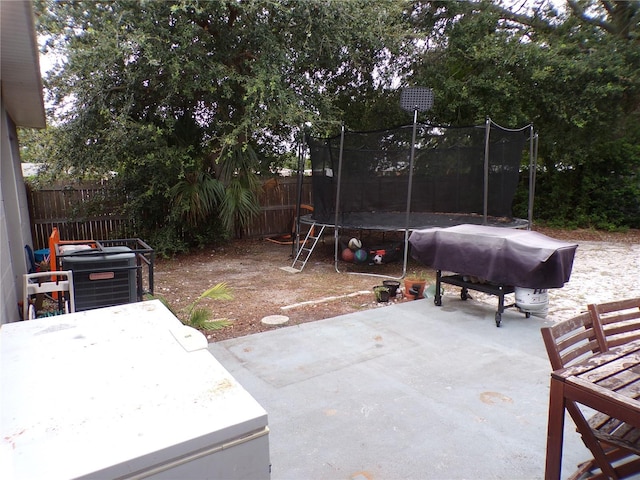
top-left (545, 340), bottom-right (640, 479)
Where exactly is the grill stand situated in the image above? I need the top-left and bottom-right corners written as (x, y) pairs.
top-left (434, 271), bottom-right (528, 327)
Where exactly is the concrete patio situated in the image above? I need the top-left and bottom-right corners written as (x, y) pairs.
top-left (208, 294), bottom-right (592, 480)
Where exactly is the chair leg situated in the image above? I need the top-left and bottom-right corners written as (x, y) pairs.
top-left (566, 402), bottom-right (621, 479)
top-left (611, 456), bottom-right (640, 478)
top-left (567, 458), bottom-right (597, 480)
top-left (569, 448), bottom-right (639, 480)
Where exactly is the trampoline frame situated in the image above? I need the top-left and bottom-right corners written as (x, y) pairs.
top-left (292, 117), bottom-right (538, 279)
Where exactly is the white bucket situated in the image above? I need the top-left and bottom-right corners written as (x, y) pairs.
top-left (515, 287), bottom-right (549, 317)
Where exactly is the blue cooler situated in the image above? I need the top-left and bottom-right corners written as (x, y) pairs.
top-left (34, 248), bottom-right (50, 263)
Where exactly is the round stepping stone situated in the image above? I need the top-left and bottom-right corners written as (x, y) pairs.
top-left (261, 314), bottom-right (289, 326)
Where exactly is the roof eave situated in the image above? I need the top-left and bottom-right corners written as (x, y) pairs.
top-left (1, 1), bottom-right (46, 129)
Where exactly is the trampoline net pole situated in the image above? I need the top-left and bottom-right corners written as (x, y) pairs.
top-left (293, 132), bottom-right (306, 257)
top-left (483, 117), bottom-right (491, 225)
top-left (528, 127), bottom-right (538, 230)
top-left (333, 125), bottom-right (346, 273)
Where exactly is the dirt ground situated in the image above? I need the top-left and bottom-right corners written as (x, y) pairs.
top-left (153, 227), bottom-right (640, 342)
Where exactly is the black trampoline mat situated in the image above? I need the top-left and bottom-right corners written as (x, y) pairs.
top-left (302, 213), bottom-right (529, 231)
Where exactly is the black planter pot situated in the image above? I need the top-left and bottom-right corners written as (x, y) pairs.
top-left (374, 286), bottom-right (390, 303)
top-left (383, 280), bottom-right (400, 297)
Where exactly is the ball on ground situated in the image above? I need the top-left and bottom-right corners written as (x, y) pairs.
top-left (348, 237), bottom-right (362, 250)
top-left (373, 254), bottom-right (384, 264)
top-left (354, 248), bottom-right (368, 264)
top-left (341, 248), bottom-right (355, 262)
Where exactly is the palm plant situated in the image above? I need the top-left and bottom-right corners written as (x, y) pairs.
top-left (169, 142), bottom-right (262, 238)
top-left (184, 283), bottom-right (233, 331)
top-left (170, 170), bottom-right (225, 227)
top-left (217, 142), bottom-right (262, 236)
top-left (153, 283), bottom-right (233, 331)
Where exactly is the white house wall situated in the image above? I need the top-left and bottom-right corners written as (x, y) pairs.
top-left (1, 106), bottom-right (32, 323)
top-left (0, 0), bottom-right (44, 324)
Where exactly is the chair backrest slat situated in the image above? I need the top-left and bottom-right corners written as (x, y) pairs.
top-left (541, 311), bottom-right (606, 370)
top-left (589, 298), bottom-right (640, 350)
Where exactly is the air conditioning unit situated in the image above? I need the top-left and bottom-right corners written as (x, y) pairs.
top-left (61, 246), bottom-right (137, 312)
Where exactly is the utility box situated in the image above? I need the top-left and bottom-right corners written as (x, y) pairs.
top-left (61, 246), bottom-right (137, 311)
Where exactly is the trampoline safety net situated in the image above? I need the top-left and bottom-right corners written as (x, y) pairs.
top-left (307, 123), bottom-right (529, 230)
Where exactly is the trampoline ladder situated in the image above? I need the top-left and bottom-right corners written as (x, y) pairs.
top-left (283, 223), bottom-right (325, 273)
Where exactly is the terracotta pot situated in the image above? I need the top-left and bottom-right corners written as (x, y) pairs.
top-left (403, 279), bottom-right (426, 300)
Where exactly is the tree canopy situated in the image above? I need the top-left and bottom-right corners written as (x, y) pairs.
top-left (32, 0), bottom-right (411, 250)
top-left (407, 0), bottom-right (639, 227)
top-left (25, 0), bottom-right (640, 253)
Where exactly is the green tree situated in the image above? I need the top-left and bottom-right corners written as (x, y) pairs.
top-left (33, 0), bottom-right (407, 249)
top-left (25, 0), bottom-right (640, 236)
top-left (407, 0), bottom-right (640, 228)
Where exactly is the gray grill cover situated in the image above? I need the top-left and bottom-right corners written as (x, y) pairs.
top-left (409, 224), bottom-right (578, 288)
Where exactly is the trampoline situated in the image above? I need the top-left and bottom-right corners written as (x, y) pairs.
top-left (291, 118), bottom-right (538, 277)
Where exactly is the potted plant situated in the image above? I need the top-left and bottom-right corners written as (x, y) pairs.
top-left (382, 280), bottom-right (400, 297)
top-left (404, 270), bottom-right (428, 300)
top-left (373, 285), bottom-right (391, 303)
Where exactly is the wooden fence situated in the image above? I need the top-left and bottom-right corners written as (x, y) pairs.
top-left (27, 177), bottom-right (313, 250)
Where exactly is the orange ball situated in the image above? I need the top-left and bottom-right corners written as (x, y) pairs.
top-left (342, 248), bottom-right (355, 262)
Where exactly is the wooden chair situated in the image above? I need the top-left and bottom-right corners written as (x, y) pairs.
top-left (541, 312), bottom-right (640, 479)
top-left (589, 297), bottom-right (640, 350)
